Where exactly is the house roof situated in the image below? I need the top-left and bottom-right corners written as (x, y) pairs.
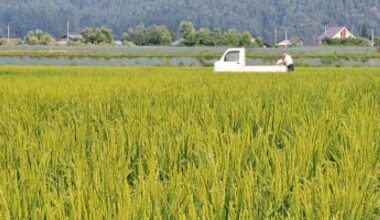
top-left (276, 37), bottom-right (302, 46)
top-left (57, 34), bottom-right (83, 40)
top-left (317, 27), bottom-right (344, 40)
top-left (276, 39), bottom-right (291, 46)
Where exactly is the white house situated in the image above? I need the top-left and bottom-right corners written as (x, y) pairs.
top-left (317, 27), bottom-right (355, 43)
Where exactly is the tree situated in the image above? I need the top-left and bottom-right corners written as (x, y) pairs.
top-left (179, 21), bottom-right (197, 46)
top-left (197, 28), bottom-right (214, 46)
top-left (361, 23), bottom-right (370, 39)
top-left (146, 25), bottom-right (173, 45)
top-left (122, 24), bottom-right (148, 46)
top-left (25, 29), bottom-right (54, 45)
top-left (254, 37), bottom-right (264, 48)
top-left (81, 27), bottom-right (113, 45)
top-left (211, 28), bottom-right (226, 46)
top-left (225, 29), bottom-right (240, 46)
top-left (239, 31), bottom-right (252, 46)
top-left (122, 24), bottom-right (172, 46)
top-left (374, 37), bottom-right (380, 47)
top-left (1, 0), bottom-right (380, 43)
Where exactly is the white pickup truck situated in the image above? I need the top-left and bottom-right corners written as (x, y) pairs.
top-left (214, 48), bottom-right (287, 73)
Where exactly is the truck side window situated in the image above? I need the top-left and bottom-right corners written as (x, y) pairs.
top-left (224, 51), bottom-right (239, 62)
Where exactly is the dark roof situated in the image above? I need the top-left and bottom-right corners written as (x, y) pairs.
top-left (276, 37), bottom-right (302, 46)
top-left (57, 34), bottom-right (83, 40)
top-left (317, 27), bottom-right (344, 41)
top-left (289, 37), bottom-right (303, 44)
top-left (303, 38), bottom-right (318, 46)
top-left (263, 42), bottom-right (273, 47)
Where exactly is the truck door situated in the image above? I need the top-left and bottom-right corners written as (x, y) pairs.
top-left (222, 50), bottom-right (242, 70)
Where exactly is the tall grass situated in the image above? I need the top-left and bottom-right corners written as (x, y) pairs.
top-left (0, 66), bottom-right (379, 219)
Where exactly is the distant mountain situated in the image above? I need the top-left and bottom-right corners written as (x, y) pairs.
top-left (0, 0), bottom-right (379, 42)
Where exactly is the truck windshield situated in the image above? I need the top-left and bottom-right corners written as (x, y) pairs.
top-left (224, 51), bottom-right (239, 62)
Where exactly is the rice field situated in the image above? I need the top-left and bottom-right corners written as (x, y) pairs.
top-left (0, 66), bottom-right (379, 219)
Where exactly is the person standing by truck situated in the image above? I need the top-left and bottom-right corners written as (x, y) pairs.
top-left (278, 52), bottom-right (294, 72)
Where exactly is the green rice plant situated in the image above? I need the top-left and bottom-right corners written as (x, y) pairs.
top-left (0, 66), bottom-right (379, 219)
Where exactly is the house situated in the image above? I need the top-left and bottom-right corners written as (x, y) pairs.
top-left (56, 34), bottom-right (83, 44)
top-left (276, 37), bottom-right (303, 47)
top-left (317, 27), bottom-right (354, 44)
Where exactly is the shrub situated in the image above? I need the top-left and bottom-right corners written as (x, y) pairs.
top-left (25, 29), bottom-right (54, 45)
top-left (81, 27), bottom-right (113, 45)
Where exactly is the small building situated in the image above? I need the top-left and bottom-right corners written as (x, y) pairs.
top-left (317, 27), bottom-right (354, 44)
top-left (56, 34), bottom-right (83, 44)
top-left (276, 37), bottom-right (303, 47)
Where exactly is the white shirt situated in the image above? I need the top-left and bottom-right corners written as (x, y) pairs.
top-left (284, 54), bottom-right (293, 66)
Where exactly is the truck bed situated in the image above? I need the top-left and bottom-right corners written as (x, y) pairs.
top-left (214, 65), bottom-right (288, 73)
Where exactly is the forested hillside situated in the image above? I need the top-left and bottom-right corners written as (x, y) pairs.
top-left (0, 0), bottom-right (379, 42)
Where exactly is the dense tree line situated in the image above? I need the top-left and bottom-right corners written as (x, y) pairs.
top-left (322, 38), bottom-right (371, 46)
top-left (0, 0), bottom-right (379, 43)
top-left (122, 25), bottom-right (173, 46)
top-left (0, 21), bottom-right (377, 47)
top-left (178, 21), bottom-right (263, 47)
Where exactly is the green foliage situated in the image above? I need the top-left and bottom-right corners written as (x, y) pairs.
top-left (178, 21), bottom-right (261, 47)
top-left (239, 31), bottom-right (253, 47)
top-left (322, 38), bottom-right (371, 47)
top-left (211, 28), bottom-right (227, 46)
top-left (81, 27), bottom-right (113, 45)
top-left (25, 29), bottom-right (54, 45)
top-left (361, 23), bottom-right (370, 39)
top-left (374, 37), bottom-right (380, 47)
top-left (67, 40), bottom-right (84, 46)
top-left (197, 28), bottom-right (214, 46)
top-left (253, 37), bottom-right (264, 48)
top-left (0, 38), bottom-right (23, 46)
top-left (122, 24), bottom-right (173, 46)
top-left (179, 21), bottom-right (197, 46)
top-left (225, 29), bottom-right (240, 46)
top-left (1, 0), bottom-right (379, 43)
top-left (122, 24), bottom-right (147, 46)
top-left (0, 66), bottom-right (379, 219)
top-left (146, 25), bottom-right (173, 45)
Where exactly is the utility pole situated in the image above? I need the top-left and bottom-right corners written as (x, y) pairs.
top-left (284, 28), bottom-right (288, 48)
top-left (371, 29), bottom-right (375, 47)
top-left (285, 28), bottom-right (288, 40)
top-left (66, 20), bottom-right (70, 44)
top-left (274, 26), bottom-right (277, 45)
top-left (7, 23), bottom-right (10, 43)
